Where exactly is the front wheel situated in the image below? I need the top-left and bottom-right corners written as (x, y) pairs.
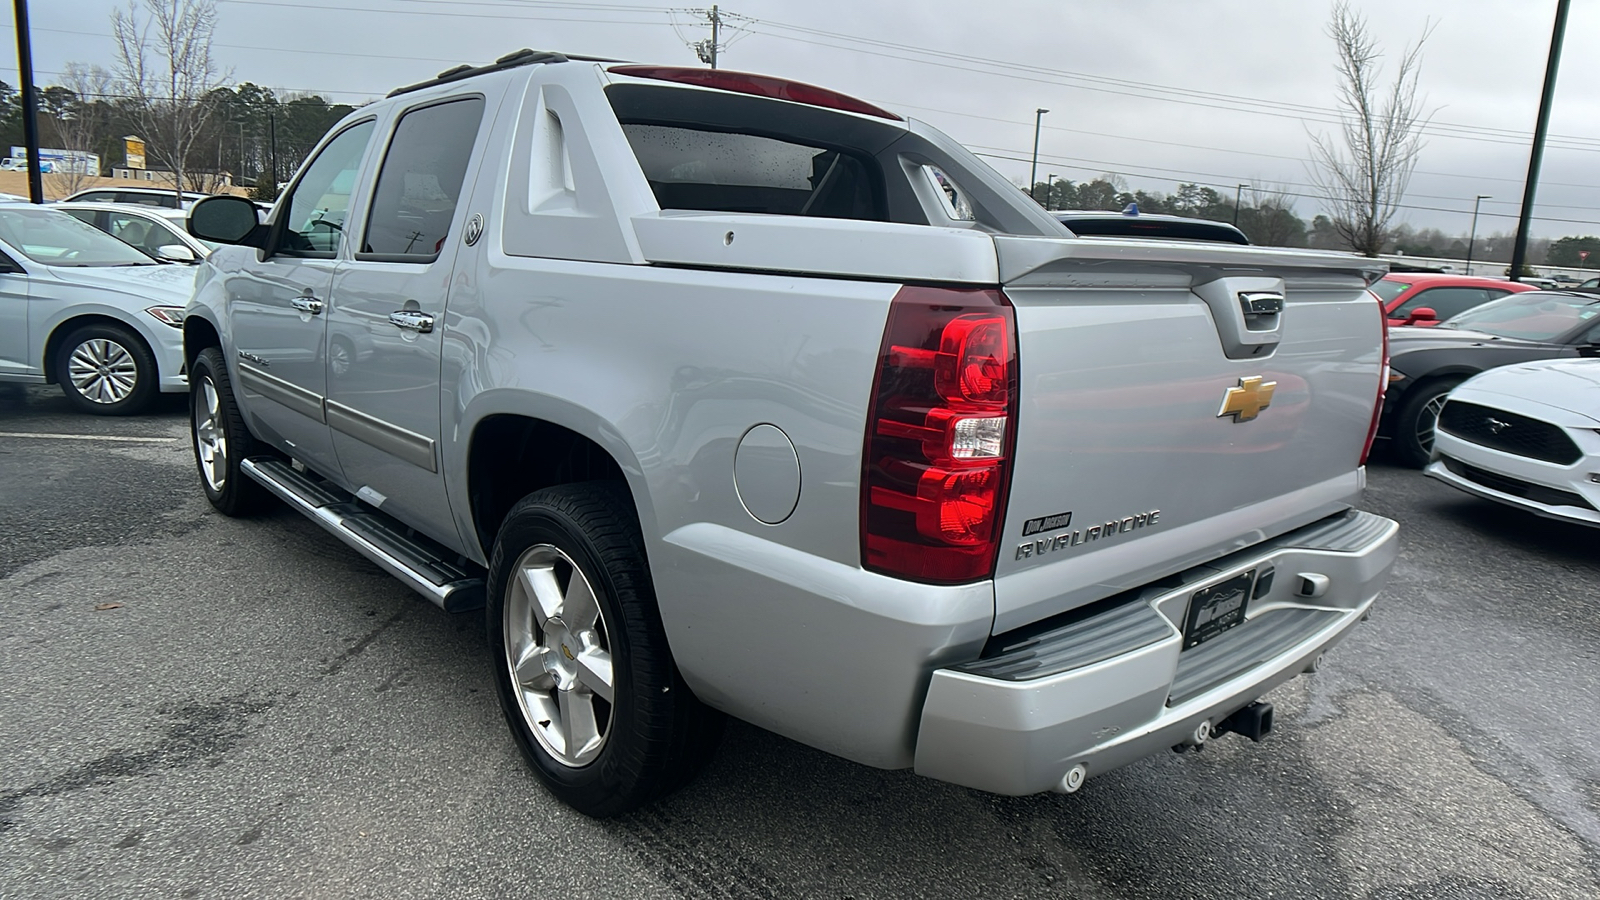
top-left (486, 482), bottom-right (721, 818)
top-left (53, 323), bottom-right (158, 415)
top-left (190, 347), bottom-right (270, 516)
top-left (1393, 378), bottom-right (1464, 468)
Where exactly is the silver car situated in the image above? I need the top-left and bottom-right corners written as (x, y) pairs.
top-left (0, 204), bottom-right (193, 414)
top-left (56, 201), bottom-right (216, 264)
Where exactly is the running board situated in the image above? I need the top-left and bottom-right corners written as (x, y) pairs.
top-left (240, 457), bottom-right (485, 613)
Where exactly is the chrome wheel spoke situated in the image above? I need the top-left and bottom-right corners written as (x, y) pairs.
top-left (562, 574), bottom-right (600, 632)
top-left (558, 687), bottom-right (603, 763)
top-left (518, 564), bottom-right (564, 628)
top-left (572, 642), bottom-right (614, 703)
top-left (513, 644), bottom-right (557, 693)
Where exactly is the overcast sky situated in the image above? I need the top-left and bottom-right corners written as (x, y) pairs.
top-left (6, 0), bottom-right (1598, 241)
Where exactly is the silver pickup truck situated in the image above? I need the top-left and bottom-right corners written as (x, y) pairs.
top-left (182, 50), bottom-right (1399, 817)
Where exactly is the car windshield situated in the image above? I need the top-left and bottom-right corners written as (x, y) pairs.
top-left (0, 206), bottom-right (157, 266)
top-left (1371, 280), bottom-right (1411, 303)
top-left (1441, 291), bottom-right (1600, 341)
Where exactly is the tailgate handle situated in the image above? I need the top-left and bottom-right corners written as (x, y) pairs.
top-left (1193, 277), bottom-right (1285, 360)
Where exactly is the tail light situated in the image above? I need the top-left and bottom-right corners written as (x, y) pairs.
top-left (861, 286), bottom-right (1019, 583)
top-left (1360, 292), bottom-right (1390, 465)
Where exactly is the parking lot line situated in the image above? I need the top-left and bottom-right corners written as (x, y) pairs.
top-left (0, 432), bottom-right (177, 443)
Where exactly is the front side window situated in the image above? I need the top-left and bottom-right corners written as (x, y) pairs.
top-left (0, 207), bottom-right (156, 266)
top-left (361, 97), bottom-right (485, 260)
top-left (1444, 292), bottom-right (1600, 341)
top-left (1394, 287), bottom-right (1490, 320)
top-left (276, 120), bottom-right (376, 258)
top-left (621, 124), bottom-right (884, 221)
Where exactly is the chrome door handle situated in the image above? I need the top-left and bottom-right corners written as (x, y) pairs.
top-left (291, 296), bottom-right (324, 315)
top-left (388, 310), bottom-right (435, 334)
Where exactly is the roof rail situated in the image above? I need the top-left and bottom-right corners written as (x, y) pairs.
top-left (387, 48), bottom-right (568, 98)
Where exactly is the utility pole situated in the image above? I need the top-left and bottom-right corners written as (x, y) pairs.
top-left (1509, 0), bottom-right (1571, 282)
top-left (1046, 174), bottom-right (1056, 210)
top-left (12, 0), bottom-right (44, 204)
top-left (1465, 195), bottom-right (1489, 275)
top-left (695, 6), bottom-right (722, 69)
top-left (1234, 183), bottom-right (1248, 226)
top-left (1029, 108), bottom-right (1048, 204)
top-left (268, 113), bottom-right (278, 200)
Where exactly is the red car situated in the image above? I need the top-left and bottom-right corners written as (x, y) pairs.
top-left (1371, 273), bottom-right (1536, 327)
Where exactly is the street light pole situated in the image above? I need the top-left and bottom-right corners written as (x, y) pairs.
top-left (1465, 194), bottom-right (1490, 275)
top-left (1509, 0), bottom-right (1572, 281)
top-left (1233, 183), bottom-right (1247, 226)
top-left (12, 0), bottom-right (44, 204)
top-left (1028, 108), bottom-right (1048, 204)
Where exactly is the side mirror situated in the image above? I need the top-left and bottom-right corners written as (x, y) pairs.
top-left (189, 195), bottom-right (263, 247)
top-left (1578, 344), bottom-right (1600, 359)
top-left (1405, 307), bottom-right (1437, 325)
top-left (155, 244), bottom-right (197, 263)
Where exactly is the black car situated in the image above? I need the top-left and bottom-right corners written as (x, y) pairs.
top-left (1381, 290), bottom-right (1600, 466)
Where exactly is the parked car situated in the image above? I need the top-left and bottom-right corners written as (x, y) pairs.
top-left (1368, 272), bottom-right (1534, 328)
top-left (1379, 290), bottom-right (1600, 466)
top-left (0, 204), bottom-right (192, 414)
top-left (1054, 209), bottom-right (1250, 244)
top-left (182, 52), bottom-right (1398, 817)
top-left (1425, 359), bottom-right (1600, 527)
top-left (57, 201), bottom-right (215, 264)
top-left (62, 187), bottom-right (211, 210)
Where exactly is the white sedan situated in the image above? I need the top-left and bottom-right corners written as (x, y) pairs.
top-left (0, 204), bottom-right (194, 414)
top-left (56, 201), bottom-right (217, 264)
top-left (1426, 358), bottom-right (1600, 527)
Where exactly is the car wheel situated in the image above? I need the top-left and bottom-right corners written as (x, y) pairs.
top-left (190, 347), bottom-right (270, 516)
top-left (1393, 378), bottom-right (1463, 468)
top-left (53, 323), bottom-right (158, 415)
top-left (486, 482), bottom-right (722, 818)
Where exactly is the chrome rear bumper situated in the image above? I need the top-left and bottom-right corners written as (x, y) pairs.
top-left (913, 509), bottom-right (1398, 795)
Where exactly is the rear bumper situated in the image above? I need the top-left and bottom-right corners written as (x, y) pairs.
top-left (913, 509), bottom-right (1398, 795)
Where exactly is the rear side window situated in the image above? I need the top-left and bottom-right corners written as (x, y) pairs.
top-left (1371, 280), bottom-right (1411, 304)
top-left (69, 191), bottom-right (116, 204)
top-left (361, 97), bottom-right (485, 260)
top-left (621, 124), bottom-right (884, 221)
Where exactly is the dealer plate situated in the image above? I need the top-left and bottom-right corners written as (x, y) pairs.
top-left (1182, 569), bottom-right (1255, 650)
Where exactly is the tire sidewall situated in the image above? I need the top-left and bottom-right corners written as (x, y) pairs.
top-left (1395, 379), bottom-right (1462, 468)
top-left (486, 492), bottom-right (651, 809)
top-left (189, 347), bottom-right (260, 515)
top-left (54, 323), bottom-right (157, 416)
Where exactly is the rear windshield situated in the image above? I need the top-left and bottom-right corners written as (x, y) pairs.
top-left (1370, 280), bottom-right (1411, 303)
top-left (1056, 216), bottom-right (1249, 245)
top-left (1443, 291), bottom-right (1600, 341)
top-left (620, 124), bottom-right (885, 221)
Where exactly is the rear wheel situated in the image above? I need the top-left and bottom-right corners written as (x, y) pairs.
top-left (190, 347), bottom-right (270, 516)
top-left (1393, 378), bottom-right (1463, 468)
top-left (486, 482), bottom-right (721, 818)
top-left (53, 323), bottom-right (157, 415)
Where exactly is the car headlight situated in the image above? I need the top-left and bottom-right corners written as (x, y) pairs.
top-left (144, 306), bottom-right (184, 328)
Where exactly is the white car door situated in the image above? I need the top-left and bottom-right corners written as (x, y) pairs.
top-left (0, 246), bottom-right (31, 377)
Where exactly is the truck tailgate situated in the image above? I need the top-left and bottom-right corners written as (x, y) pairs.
top-left (991, 236), bottom-right (1385, 633)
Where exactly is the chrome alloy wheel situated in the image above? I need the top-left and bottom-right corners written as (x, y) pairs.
top-left (503, 544), bottom-right (615, 768)
top-left (193, 375), bottom-right (228, 493)
top-left (1417, 392), bottom-right (1449, 456)
top-left (67, 338), bottom-right (138, 404)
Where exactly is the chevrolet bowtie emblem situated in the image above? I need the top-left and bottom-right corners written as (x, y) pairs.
top-left (1218, 376), bottom-right (1277, 422)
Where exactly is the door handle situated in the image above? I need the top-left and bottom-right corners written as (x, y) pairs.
top-left (388, 310), bottom-right (435, 334)
top-left (291, 296), bottom-right (324, 315)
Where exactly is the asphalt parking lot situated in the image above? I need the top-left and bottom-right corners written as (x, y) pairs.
top-left (2, 382), bottom-right (1598, 900)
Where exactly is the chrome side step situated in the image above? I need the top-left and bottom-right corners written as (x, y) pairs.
top-left (240, 457), bottom-right (485, 612)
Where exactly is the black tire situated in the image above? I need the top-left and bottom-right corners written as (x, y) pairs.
top-left (52, 322), bottom-right (158, 415)
top-left (486, 482), bottom-right (722, 818)
top-left (1392, 378), bottom-right (1464, 468)
top-left (190, 347), bottom-right (271, 516)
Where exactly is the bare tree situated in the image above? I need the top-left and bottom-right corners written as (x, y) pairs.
top-left (1308, 2), bottom-right (1434, 257)
top-left (111, 0), bottom-right (229, 204)
top-left (1245, 183), bottom-right (1306, 247)
top-left (47, 63), bottom-right (113, 197)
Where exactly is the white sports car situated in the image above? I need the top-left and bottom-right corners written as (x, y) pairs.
top-left (1426, 358), bottom-right (1600, 527)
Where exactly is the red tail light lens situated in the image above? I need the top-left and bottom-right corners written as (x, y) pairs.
top-left (862, 286), bottom-right (1019, 583)
top-left (1360, 291), bottom-right (1390, 465)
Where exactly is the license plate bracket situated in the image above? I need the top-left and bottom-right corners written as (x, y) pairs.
top-left (1183, 569), bottom-right (1255, 650)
